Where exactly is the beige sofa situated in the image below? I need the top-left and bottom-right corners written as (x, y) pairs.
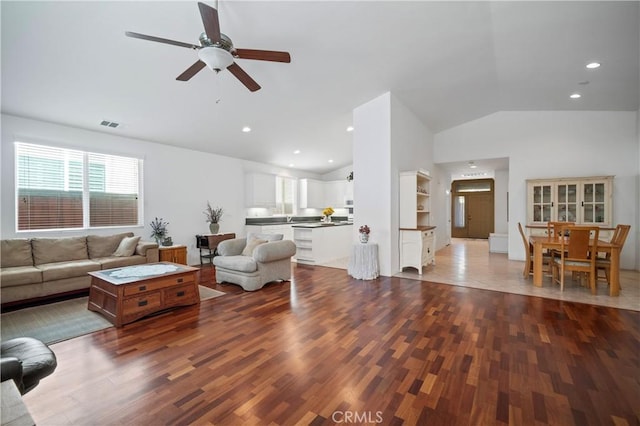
top-left (1, 233), bottom-right (159, 305)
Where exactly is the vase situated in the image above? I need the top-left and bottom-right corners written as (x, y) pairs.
top-left (209, 223), bottom-right (220, 234)
top-left (326, 215), bottom-right (332, 223)
top-left (359, 233), bottom-right (369, 243)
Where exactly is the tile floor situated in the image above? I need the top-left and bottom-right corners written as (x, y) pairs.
top-left (318, 238), bottom-right (640, 312)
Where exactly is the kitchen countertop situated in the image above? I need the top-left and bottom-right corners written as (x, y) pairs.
top-left (291, 222), bottom-right (353, 228)
top-left (246, 216), bottom-right (349, 226)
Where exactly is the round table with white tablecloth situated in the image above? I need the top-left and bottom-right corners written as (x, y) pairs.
top-left (347, 242), bottom-right (379, 280)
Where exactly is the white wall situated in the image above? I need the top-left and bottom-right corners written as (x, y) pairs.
top-left (434, 110), bottom-right (639, 270)
top-left (353, 93), bottom-right (393, 275)
top-left (494, 169), bottom-right (509, 234)
top-left (0, 114), bottom-right (317, 265)
top-left (353, 92), bottom-right (434, 276)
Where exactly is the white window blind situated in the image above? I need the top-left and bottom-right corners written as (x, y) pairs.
top-left (275, 176), bottom-right (296, 215)
top-left (16, 142), bottom-right (142, 230)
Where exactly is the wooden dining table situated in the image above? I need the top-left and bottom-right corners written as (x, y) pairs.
top-left (530, 235), bottom-right (621, 296)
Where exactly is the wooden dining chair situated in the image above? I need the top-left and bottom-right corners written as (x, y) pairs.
top-left (596, 224), bottom-right (631, 287)
top-left (518, 222), bottom-right (550, 278)
top-left (547, 221), bottom-right (575, 237)
top-left (551, 226), bottom-right (599, 293)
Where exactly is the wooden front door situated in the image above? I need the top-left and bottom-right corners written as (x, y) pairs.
top-left (451, 179), bottom-right (495, 239)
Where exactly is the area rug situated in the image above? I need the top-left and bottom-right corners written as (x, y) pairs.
top-left (1, 285), bottom-right (225, 344)
top-left (199, 285), bottom-right (225, 301)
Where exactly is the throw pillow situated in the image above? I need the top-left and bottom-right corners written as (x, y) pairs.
top-left (242, 238), bottom-right (267, 256)
top-left (113, 236), bottom-right (141, 257)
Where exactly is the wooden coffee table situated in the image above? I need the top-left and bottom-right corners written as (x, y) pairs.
top-left (88, 262), bottom-right (199, 327)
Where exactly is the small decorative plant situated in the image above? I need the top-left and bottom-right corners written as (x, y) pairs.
top-left (346, 171), bottom-right (353, 182)
top-left (322, 207), bottom-right (335, 217)
top-left (150, 217), bottom-right (169, 243)
top-left (204, 202), bottom-right (224, 223)
top-left (359, 224), bottom-right (370, 235)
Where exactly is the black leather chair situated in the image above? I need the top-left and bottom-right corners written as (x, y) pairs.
top-left (1, 337), bottom-right (57, 394)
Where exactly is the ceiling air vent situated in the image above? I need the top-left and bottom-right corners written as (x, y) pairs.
top-left (100, 120), bottom-right (120, 128)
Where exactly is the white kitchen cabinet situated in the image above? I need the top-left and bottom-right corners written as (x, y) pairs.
top-left (526, 176), bottom-right (613, 226)
top-left (399, 170), bottom-right (436, 274)
top-left (299, 178), bottom-right (325, 209)
top-left (245, 224), bottom-right (293, 241)
top-left (324, 180), bottom-right (354, 207)
top-left (293, 224), bottom-right (352, 264)
top-left (245, 173), bottom-right (276, 207)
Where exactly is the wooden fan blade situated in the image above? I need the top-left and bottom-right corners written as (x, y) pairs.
top-left (125, 31), bottom-right (199, 49)
top-left (198, 2), bottom-right (221, 44)
top-left (227, 62), bottom-right (261, 92)
top-left (235, 49), bottom-right (291, 63)
top-left (176, 60), bottom-right (207, 81)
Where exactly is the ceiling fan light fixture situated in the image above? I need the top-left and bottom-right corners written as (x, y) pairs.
top-left (198, 46), bottom-right (233, 72)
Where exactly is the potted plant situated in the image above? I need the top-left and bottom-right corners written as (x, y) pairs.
top-left (150, 217), bottom-right (169, 245)
top-left (359, 224), bottom-right (370, 243)
top-left (204, 202), bottom-right (223, 234)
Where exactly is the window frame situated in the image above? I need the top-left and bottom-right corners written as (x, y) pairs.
top-left (14, 141), bottom-right (144, 232)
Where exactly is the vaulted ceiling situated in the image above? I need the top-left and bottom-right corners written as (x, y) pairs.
top-left (2, 1), bottom-right (638, 173)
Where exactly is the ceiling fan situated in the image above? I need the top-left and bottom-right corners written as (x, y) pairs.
top-left (125, 2), bottom-right (291, 92)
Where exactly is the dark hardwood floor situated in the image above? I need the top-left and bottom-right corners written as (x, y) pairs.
top-left (22, 263), bottom-right (640, 425)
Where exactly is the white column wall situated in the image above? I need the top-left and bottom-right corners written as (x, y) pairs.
top-left (434, 110), bottom-right (639, 270)
top-left (353, 92), bottom-right (433, 277)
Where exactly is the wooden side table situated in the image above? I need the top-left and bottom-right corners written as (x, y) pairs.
top-left (348, 243), bottom-right (379, 280)
top-left (196, 233), bottom-right (236, 264)
top-left (159, 245), bottom-right (187, 265)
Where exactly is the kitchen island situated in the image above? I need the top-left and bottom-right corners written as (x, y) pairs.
top-left (292, 222), bottom-right (353, 265)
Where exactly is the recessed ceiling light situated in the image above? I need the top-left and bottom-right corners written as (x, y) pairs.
top-left (293, 150), bottom-right (301, 154)
top-left (570, 93), bottom-right (581, 99)
top-left (328, 159), bottom-right (334, 163)
top-left (346, 126), bottom-right (354, 132)
top-left (288, 163), bottom-right (295, 167)
top-left (242, 126), bottom-right (251, 133)
top-left (586, 62), bottom-right (601, 69)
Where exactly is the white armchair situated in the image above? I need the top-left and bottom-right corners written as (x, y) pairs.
top-left (212, 233), bottom-right (296, 291)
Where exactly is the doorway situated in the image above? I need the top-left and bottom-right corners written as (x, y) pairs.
top-left (451, 179), bottom-right (494, 239)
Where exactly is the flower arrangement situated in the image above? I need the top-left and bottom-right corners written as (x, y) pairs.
top-left (322, 207), bottom-right (334, 217)
top-left (359, 224), bottom-right (370, 235)
top-left (204, 201), bottom-right (224, 223)
top-left (150, 217), bottom-right (169, 242)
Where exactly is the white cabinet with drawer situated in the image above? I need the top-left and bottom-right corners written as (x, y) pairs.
top-left (400, 228), bottom-right (435, 274)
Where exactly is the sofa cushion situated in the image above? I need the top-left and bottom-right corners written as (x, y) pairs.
top-left (113, 236), bottom-right (140, 257)
top-left (1, 239), bottom-right (33, 268)
top-left (32, 237), bottom-right (88, 265)
top-left (242, 238), bottom-right (267, 256)
top-left (36, 260), bottom-right (101, 282)
top-left (213, 255), bottom-right (258, 273)
top-left (0, 266), bottom-right (42, 287)
top-left (87, 233), bottom-right (133, 258)
top-left (95, 255), bottom-right (146, 270)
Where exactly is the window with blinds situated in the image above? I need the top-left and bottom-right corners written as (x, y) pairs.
top-left (275, 176), bottom-right (296, 215)
top-left (16, 142), bottom-right (143, 230)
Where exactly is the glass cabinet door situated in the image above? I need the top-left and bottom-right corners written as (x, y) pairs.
top-left (556, 182), bottom-right (578, 222)
top-left (582, 182), bottom-right (606, 224)
top-left (532, 184), bottom-right (553, 223)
